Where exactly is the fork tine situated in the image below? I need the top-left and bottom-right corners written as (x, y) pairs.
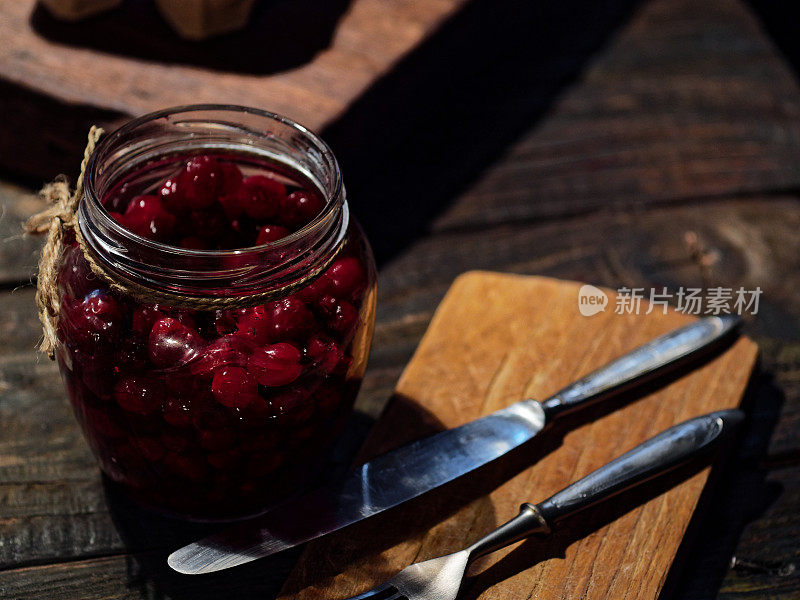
top-left (344, 583), bottom-right (406, 600)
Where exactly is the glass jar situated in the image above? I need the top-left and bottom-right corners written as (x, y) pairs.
top-left (54, 106), bottom-right (376, 521)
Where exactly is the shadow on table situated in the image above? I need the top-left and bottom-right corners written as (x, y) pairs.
top-left (30, 0), bottom-right (351, 75)
top-left (101, 396), bottom-right (443, 600)
top-left (658, 369), bottom-right (785, 599)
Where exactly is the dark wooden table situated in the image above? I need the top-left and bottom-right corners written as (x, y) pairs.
top-left (2, 0), bottom-right (800, 598)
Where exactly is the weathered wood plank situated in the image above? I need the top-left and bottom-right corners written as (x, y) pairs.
top-left (432, 0), bottom-right (800, 232)
top-left (0, 181), bottom-right (45, 284)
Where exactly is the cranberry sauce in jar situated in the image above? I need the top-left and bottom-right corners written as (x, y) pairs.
top-left (55, 106), bottom-right (376, 520)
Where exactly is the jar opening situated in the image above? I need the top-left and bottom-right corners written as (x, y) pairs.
top-left (78, 105), bottom-right (348, 301)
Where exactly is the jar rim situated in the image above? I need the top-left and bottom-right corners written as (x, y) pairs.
top-left (84, 104), bottom-right (343, 257)
top-left (78, 104), bottom-right (349, 301)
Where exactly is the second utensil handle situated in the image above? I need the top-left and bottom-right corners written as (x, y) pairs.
top-left (466, 410), bottom-right (742, 559)
top-left (540, 315), bottom-right (739, 419)
top-left (536, 409), bottom-right (742, 524)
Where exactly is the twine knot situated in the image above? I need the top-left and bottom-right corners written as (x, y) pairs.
top-left (23, 126), bottom-right (104, 359)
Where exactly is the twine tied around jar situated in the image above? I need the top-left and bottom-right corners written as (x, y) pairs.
top-left (24, 126), bottom-right (347, 359)
top-left (24, 126), bottom-right (104, 359)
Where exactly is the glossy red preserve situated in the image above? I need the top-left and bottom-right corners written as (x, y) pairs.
top-left (54, 107), bottom-right (376, 520)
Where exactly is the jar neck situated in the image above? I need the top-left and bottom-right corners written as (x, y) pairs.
top-left (77, 106), bottom-right (348, 303)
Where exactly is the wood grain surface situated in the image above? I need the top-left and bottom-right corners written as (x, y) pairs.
top-left (279, 272), bottom-right (758, 599)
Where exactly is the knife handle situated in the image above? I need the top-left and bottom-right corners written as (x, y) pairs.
top-left (540, 315), bottom-right (740, 420)
top-left (466, 410), bottom-right (742, 559)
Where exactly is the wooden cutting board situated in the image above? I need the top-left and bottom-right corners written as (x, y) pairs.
top-left (279, 271), bottom-right (758, 600)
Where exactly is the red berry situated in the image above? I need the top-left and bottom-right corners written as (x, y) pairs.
top-left (159, 174), bottom-right (186, 213)
top-left (213, 310), bottom-right (238, 336)
top-left (246, 452), bottom-right (283, 478)
top-left (131, 304), bottom-right (165, 337)
top-left (161, 427), bottom-right (194, 452)
top-left (180, 236), bottom-right (210, 249)
top-left (137, 437), bottom-right (166, 462)
top-left (248, 343), bottom-right (303, 387)
top-left (182, 155), bottom-right (225, 209)
top-left (238, 175), bottom-right (286, 220)
top-left (317, 295), bottom-right (359, 337)
top-left (148, 317), bottom-right (205, 369)
top-left (57, 245), bottom-right (100, 300)
top-left (113, 375), bottom-right (163, 414)
top-left (268, 297), bottom-right (314, 341)
top-left (256, 224), bottom-right (291, 245)
top-left (61, 290), bottom-right (123, 353)
top-left (212, 366), bottom-right (259, 408)
top-left (122, 195), bottom-right (176, 241)
top-left (219, 162), bottom-right (243, 195)
top-left (324, 257), bottom-right (366, 300)
top-left (199, 427), bottom-right (237, 452)
top-left (235, 305), bottom-right (272, 343)
top-left (71, 347), bottom-right (115, 399)
top-left (207, 447), bottom-right (242, 470)
top-left (162, 451), bottom-right (208, 482)
top-left (163, 396), bottom-right (195, 427)
top-left (281, 190), bottom-right (324, 228)
top-left (190, 335), bottom-right (251, 376)
top-left (306, 335), bottom-right (350, 375)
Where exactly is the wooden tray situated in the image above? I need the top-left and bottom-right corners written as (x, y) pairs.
top-left (0, 0), bottom-right (467, 178)
top-left (279, 271), bottom-right (758, 599)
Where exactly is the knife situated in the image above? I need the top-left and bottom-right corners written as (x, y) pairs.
top-left (168, 315), bottom-right (740, 574)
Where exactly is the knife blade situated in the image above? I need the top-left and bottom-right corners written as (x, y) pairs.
top-left (168, 314), bottom-right (739, 574)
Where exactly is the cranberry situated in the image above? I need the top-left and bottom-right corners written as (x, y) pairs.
top-left (211, 366), bottom-right (259, 408)
top-left (246, 452), bottom-right (283, 478)
top-left (317, 295), bottom-right (359, 337)
top-left (239, 427), bottom-right (280, 452)
top-left (136, 437), bottom-right (166, 462)
top-left (113, 375), bottom-right (163, 414)
top-left (199, 427), bottom-right (237, 452)
top-left (238, 175), bottom-right (286, 220)
top-left (186, 205), bottom-right (230, 243)
top-left (324, 257), bottom-right (366, 300)
top-left (269, 387), bottom-right (315, 425)
top-left (213, 310), bottom-right (238, 336)
top-left (232, 397), bottom-right (273, 430)
top-left (256, 224), bottom-right (291, 245)
top-left (181, 155), bottom-right (226, 209)
top-left (207, 448), bottom-right (242, 470)
top-left (82, 405), bottom-right (127, 439)
top-left (163, 396), bottom-right (195, 427)
top-left (57, 246), bottom-right (99, 300)
top-left (191, 335), bottom-right (250, 376)
top-left (235, 305), bottom-right (272, 343)
top-left (148, 317), bottom-right (205, 369)
top-left (163, 452), bottom-right (208, 482)
top-left (131, 304), bottom-right (165, 337)
top-left (306, 335), bottom-right (350, 375)
top-left (268, 297), bottom-right (315, 341)
top-left (219, 162), bottom-right (243, 195)
top-left (122, 195), bottom-right (176, 241)
top-left (281, 190), bottom-right (324, 228)
top-left (159, 173), bottom-right (186, 213)
top-left (62, 290), bottom-right (123, 353)
top-left (161, 427), bottom-right (194, 452)
top-left (181, 236), bottom-right (210, 250)
top-left (70, 347), bottom-right (115, 399)
top-left (115, 336), bottom-right (149, 371)
top-left (248, 343), bottom-right (303, 387)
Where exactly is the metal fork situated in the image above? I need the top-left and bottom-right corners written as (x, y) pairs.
top-left (344, 409), bottom-right (742, 600)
